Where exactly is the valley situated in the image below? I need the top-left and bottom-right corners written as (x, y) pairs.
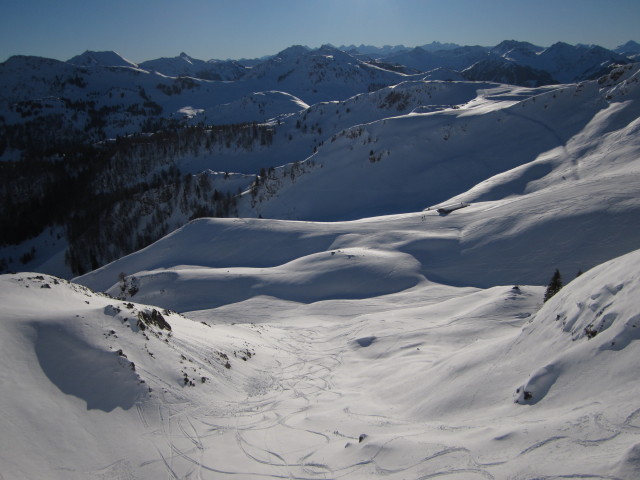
top-left (1, 40), bottom-right (640, 479)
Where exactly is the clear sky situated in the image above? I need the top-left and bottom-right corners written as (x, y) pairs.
top-left (1, 0), bottom-right (639, 63)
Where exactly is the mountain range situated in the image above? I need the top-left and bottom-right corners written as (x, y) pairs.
top-left (1, 39), bottom-right (640, 478)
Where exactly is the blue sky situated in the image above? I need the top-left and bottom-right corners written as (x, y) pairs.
top-left (1, 0), bottom-right (639, 62)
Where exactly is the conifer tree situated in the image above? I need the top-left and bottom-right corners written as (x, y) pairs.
top-left (544, 268), bottom-right (563, 302)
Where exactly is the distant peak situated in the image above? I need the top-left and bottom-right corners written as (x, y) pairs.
top-left (1, 55), bottom-right (64, 68)
top-left (493, 40), bottom-right (542, 50)
top-left (615, 40), bottom-right (640, 55)
top-left (67, 50), bottom-right (138, 68)
top-left (276, 45), bottom-right (310, 58)
top-left (547, 41), bottom-right (574, 50)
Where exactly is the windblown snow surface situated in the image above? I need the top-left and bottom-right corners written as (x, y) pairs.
top-left (3, 65), bottom-right (640, 479)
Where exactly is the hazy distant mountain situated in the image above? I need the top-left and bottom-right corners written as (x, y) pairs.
top-left (382, 45), bottom-right (489, 72)
top-left (462, 57), bottom-right (556, 86)
top-left (243, 44), bottom-right (419, 103)
top-left (616, 40), bottom-right (640, 60)
top-left (489, 40), bottom-right (545, 61)
top-left (67, 50), bottom-right (139, 68)
top-left (418, 41), bottom-right (462, 51)
top-left (342, 42), bottom-right (461, 58)
top-left (139, 52), bottom-right (248, 80)
top-left (340, 44), bottom-right (410, 57)
top-left (513, 41), bottom-right (630, 82)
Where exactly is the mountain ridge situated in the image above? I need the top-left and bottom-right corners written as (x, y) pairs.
top-left (1, 41), bottom-right (639, 278)
top-left (2, 39), bottom-right (640, 480)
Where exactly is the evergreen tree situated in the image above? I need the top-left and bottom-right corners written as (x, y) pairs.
top-left (544, 268), bottom-right (563, 302)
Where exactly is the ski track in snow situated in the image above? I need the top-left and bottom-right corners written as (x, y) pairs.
top-left (137, 317), bottom-right (505, 479)
top-left (3, 255), bottom-right (640, 479)
top-left (135, 291), bottom-right (640, 479)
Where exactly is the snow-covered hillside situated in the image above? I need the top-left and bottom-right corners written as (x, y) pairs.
top-left (3, 59), bottom-right (639, 278)
top-left (67, 50), bottom-right (139, 68)
top-left (242, 44), bottom-right (420, 104)
top-left (0, 55), bottom-right (303, 142)
top-left (0, 40), bottom-right (634, 165)
top-left (2, 38), bottom-right (640, 479)
top-left (4, 247), bottom-right (640, 478)
top-left (239, 65), bottom-right (640, 223)
top-left (138, 52), bottom-right (248, 81)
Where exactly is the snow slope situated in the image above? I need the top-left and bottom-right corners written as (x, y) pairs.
top-left (238, 64), bottom-right (639, 225)
top-left (70, 66), bottom-right (640, 299)
top-left (0, 273), bottom-right (273, 479)
top-left (138, 52), bottom-right (248, 81)
top-left (167, 79), bottom-right (559, 176)
top-left (244, 44), bottom-right (422, 104)
top-left (2, 49), bottom-right (640, 480)
top-left (0, 55), bottom-right (304, 142)
top-left (512, 42), bottom-right (630, 83)
top-left (4, 248), bottom-right (640, 478)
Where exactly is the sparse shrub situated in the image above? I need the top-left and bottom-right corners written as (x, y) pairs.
top-left (543, 268), bottom-right (563, 302)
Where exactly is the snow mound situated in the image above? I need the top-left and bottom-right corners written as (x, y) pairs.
top-left (0, 272), bottom-right (270, 479)
top-left (105, 247), bottom-right (424, 311)
top-left (34, 322), bottom-right (143, 411)
top-left (514, 248), bottom-right (640, 405)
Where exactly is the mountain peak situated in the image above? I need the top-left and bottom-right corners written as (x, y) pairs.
top-left (492, 40), bottom-right (543, 55)
top-left (176, 52), bottom-right (195, 66)
top-left (1, 54), bottom-right (65, 69)
top-left (615, 40), bottom-right (640, 56)
top-left (67, 50), bottom-right (138, 68)
top-left (275, 45), bottom-right (310, 59)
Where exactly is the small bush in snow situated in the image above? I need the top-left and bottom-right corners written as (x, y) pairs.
top-left (544, 269), bottom-right (563, 302)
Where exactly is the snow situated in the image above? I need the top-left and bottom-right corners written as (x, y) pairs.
top-left (3, 242), bottom-right (640, 478)
top-left (2, 45), bottom-right (640, 479)
top-left (0, 226), bottom-right (71, 278)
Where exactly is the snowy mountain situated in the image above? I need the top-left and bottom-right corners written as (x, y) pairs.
top-left (243, 44), bottom-right (420, 104)
top-left (0, 40), bottom-right (634, 156)
top-left (616, 40), bottom-right (640, 60)
top-left (382, 45), bottom-right (489, 73)
top-left (342, 42), bottom-right (461, 59)
top-left (489, 39), bottom-right (545, 59)
top-left (2, 38), bottom-right (640, 479)
top-left (0, 54), bottom-right (304, 152)
top-left (139, 52), bottom-right (248, 81)
top-left (69, 64), bottom-right (640, 293)
top-left (514, 41), bottom-right (630, 82)
top-left (341, 43), bottom-right (411, 57)
top-left (67, 50), bottom-right (139, 68)
top-left (462, 57), bottom-right (555, 86)
top-left (238, 65), bottom-right (639, 223)
top-left (3, 56), bottom-right (639, 277)
top-left (377, 41), bottom-right (630, 85)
